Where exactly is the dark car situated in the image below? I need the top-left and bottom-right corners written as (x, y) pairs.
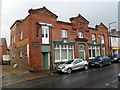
top-left (89, 56), bottom-right (111, 67)
top-left (110, 54), bottom-right (120, 63)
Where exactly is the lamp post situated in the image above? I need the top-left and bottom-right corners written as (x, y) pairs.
top-left (108, 22), bottom-right (116, 56)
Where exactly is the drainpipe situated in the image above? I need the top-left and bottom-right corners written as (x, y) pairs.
top-left (51, 25), bottom-right (55, 69)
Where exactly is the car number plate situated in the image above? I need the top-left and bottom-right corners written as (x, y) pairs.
top-left (91, 64), bottom-right (94, 66)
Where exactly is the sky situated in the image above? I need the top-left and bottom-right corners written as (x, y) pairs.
top-left (0, 0), bottom-right (119, 46)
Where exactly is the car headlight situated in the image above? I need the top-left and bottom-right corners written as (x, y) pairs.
top-left (114, 58), bottom-right (117, 60)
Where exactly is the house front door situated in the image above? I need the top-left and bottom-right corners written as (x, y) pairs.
top-left (42, 52), bottom-right (50, 70)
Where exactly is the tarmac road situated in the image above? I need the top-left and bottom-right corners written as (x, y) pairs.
top-left (2, 63), bottom-right (120, 88)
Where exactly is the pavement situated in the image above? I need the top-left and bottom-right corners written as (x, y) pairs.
top-left (0, 65), bottom-right (56, 85)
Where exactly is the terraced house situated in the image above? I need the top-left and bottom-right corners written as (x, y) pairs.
top-left (10, 6), bottom-right (110, 71)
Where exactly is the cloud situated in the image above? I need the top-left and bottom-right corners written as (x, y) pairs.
top-left (1, 0), bottom-right (118, 46)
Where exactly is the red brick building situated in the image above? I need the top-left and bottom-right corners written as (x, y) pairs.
top-left (0, 38), bottom-right (8, 64)
top-left (10, 6), bottom-right (110, 71)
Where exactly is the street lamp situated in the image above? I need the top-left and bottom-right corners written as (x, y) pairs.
top-left (108, 22), bottom-right (116, 56)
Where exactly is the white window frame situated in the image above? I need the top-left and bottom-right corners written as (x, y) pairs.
top-left (101, 35), bottom-right (105, 44)
top-left (61, 30), bottom-right (67, 38)
top-left (54, 44), bottom-right (74, 63)
top-left (20, 31), bottom-right (23, 40)
top-left (79, 32), bottom-right (83, 38)
top-left (92, 34), bottom-right (96, 41)
top-left (19, 51), bottom-right (23, 58)
top-left (42, 26), bottom-right (49, 44)
top-left (13, 36), bottom-right (15, 44)
top-left (89, 46), bottom-right (100, 59)
top-left (102, 47), bottom-right (106, 56)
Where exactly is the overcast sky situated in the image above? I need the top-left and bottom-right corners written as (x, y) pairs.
top-left (0, 0), bottom-right (119, 46)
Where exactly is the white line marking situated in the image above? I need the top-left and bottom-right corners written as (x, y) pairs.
top-left (113, 79), bottom-right (117, 83)
top-left (106, 83), bottom-right (109, 86)
top-left (113, 86), bottom-right (117, 88)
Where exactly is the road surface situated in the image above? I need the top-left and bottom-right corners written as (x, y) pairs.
top-left (2, 63), bottom-right (120, 88)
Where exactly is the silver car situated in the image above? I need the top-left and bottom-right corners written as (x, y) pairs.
top-left (56, 59), bottom-right (89, 74)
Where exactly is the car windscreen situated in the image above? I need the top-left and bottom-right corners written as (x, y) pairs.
top-left (65, 60), bottom-right (74, 64)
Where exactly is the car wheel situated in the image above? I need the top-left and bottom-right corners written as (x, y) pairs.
top-left (118, 59), bottom-right (120, 63)
top-left (84, 65), bottom-right (88, 70)
top-left (99, 63), bottom-right (103, 67)
top-left (67, 68), bottom-right (72, 74)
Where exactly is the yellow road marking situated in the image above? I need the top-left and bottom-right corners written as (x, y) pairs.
top-left (0, 75), bottom-right (49, 87)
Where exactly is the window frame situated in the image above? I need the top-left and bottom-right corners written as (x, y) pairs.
top-left (92, 34), bottom-right (96, 41)
top-left (61, 29), bottom-right (68, 38)
top-left (79, 32), bottom-right (84, 38)
top-left (20, 31), bottom-right (23, 40)
top-left (101, 35), bottom-right (105, 44)
top-left (19, 51), bottom-right (23, 58)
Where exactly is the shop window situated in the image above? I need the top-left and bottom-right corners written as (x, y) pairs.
top-left (54, 44), bottom-right (74, 62)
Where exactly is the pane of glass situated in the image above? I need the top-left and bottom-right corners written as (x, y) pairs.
top-left (92, 34), bottom-right (96, 41)
top-left (97, 49), bottom-right (100, 56)
top-left (79, 32), bottom-right (83, 38)
top-left (68, 49), bottom-right (73, 59)
top-left (42, 28), bottom-right (44, 37)
top-left (89, 49), bottom-right (91, 57)
top-left (46, 29), bottom-right (48, 38)
top-left (61, 49), bottom-right (67, 60)
top-left (61, 30), bottom-right (67, 38)
top-left (93, 49), bottom-right (95, 57)
top-left (55, 49), bottom-right (60, 60)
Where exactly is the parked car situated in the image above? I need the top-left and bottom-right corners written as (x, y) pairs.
top-left (89, 56), bottom-right (111, 67)
top-left (110, 54), bottom-right (120, 63)
top-left (56, 59), bottom-right (89, 74)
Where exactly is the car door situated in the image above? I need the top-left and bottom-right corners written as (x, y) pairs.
top-left (101, 56), bottom-right (106, 65)
top-left (72, 60), bottom-right (81, 70)
top-left (77, 59), bottom-right (85, 69)
top-left (103, 56), bottom-right (108, 65)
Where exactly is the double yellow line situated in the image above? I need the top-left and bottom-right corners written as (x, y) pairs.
top-left (0, 75), bottom-right (49, 87)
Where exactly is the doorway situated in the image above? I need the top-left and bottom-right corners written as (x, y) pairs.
top-left (42, 52), bottom-right (50, 70)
